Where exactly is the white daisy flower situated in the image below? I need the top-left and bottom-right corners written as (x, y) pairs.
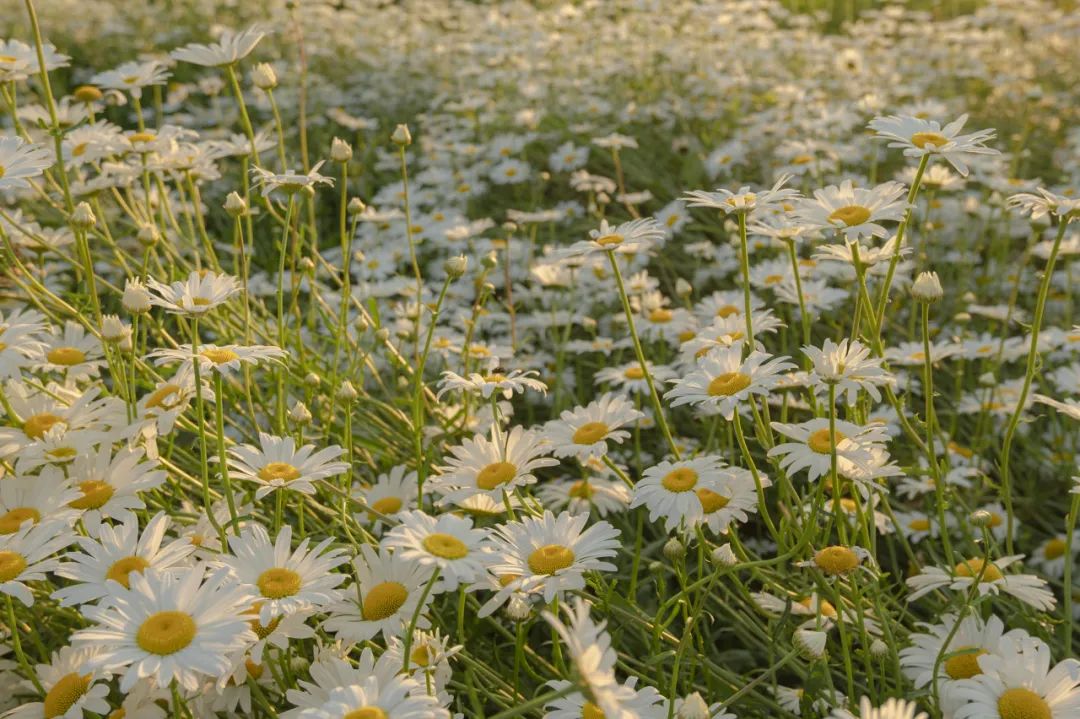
top-left (432, 425), bottom-right (557, 507)
top-left (229, 433), bottom-right (348, 499)
top-left (665, 346), bottom-right (795, 420)
top-left (146, 270), bottom-right (241, 316)
top-left (900, 613), bottom-right (1017, 692)
top-left (436, 367), bottom-right (547, 399)
top-left (631, 456), bottom-right (755, 533)
top-left (0, 137), bottom-right (54, 192)
top-left (0, 468), bottom-right (80, 533)
top-left (768, 419), bottom-right (888, 483)
top-left (535, 476), bottom-right (630, 517)
top-left (352, 464), bottom-right (419, 534)
top-left (796, 180), bottom-right (908, 241)
top-left (171, 25), bottom-right (265, 67)
top-left (868, 114), bottom-right (998, 176)
top-left (804, 338), bottom-right (894, 404)
top-left (906, 556), bottom-right (1055, 610)
top-left (559, 217), bottom-right (666, 258)
top-left (829, 696), bottom-right (928, 719)
top-left (4, 645), bottom-right (110, 719)
top-left (148, 343), bottom-right (288, 376)
top-left (289, 674), bottom-right (449, 719)
top-left (684, 174), bottom-right (800, 217)
top-left (282, 647), bottom-right (401, 719)
top-left (381, 510), bottom-right (491, 591)
top-left (544, 393), bottom-right (645, 460)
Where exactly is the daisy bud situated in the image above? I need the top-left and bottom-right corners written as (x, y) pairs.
top-left (677, 693), bottom-right (710, 719)
top-left (954, 311), bottom-right (971, 323)
top-left (70, 202), bottom-right (96, 230)
top-left (504, 595), bottom-right (532, 622)
top-left (330, 137), bottom-right (353, 163)
top-left (970, 509), bottom-right (994, 528)
top-left (119, 333), bottom-right (133, 353)
top-left (596, 191), bottom-right (610, 205)
top-left (911, 271), bottom-right (943, 303)
top-left (73, 85), bottom-right (103, 103)
top-left (304, 372), bottom-right (321, 387)
top-left (289, 401), bottom-right (312, 426)
top-left (136, 224), bottom-right (160, 247)
top-left (977, 371), bottom-right (996, 387)
top-left (675, 278), bottom-right (693, 298)
top-left (582, 317), bottom-right (597, 332)
top-left (648, 560), bottom-right (664, 575)
top-left (224, 192), bottom-right (248, 217)
top-left (336, 381), bottom-right (359, 402)
top-left (481, 251), bottom-right (498, 269)
top-left (251, 62), bottom-right (278, 90)
top-left (794, 628), bottom-right (827, 660)
top-left (347, 197), bottom-right (366, 215)
top-left (374, 328), bottom-right (390, 342)
top-left (391, 124), bottom-right (412, 146)
top-left (299, 257), bottom-right (315, 272)
top-left (711, 543), bottom-right (738, 567)
top-left (354, 316), bottom-right (369, 334)
top-left (443, 255), bottom-right (468, 279)
top-left (870, 638), bottom-right (889, 659)
top-left (100, 314), bottom-right (130, 344)
top-left (961, 291), bottom-right (977, 303)
top-left (122, 278), bottom-right (152, 314)
top-left (663, 537), bottom-right (686, 561)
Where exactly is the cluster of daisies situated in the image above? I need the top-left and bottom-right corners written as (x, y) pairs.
top-left (0, 1), bottom-right (1079, 718)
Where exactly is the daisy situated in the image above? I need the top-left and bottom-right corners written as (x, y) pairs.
top-left (0, 469), bottom-right (80, 533)
top-left (37, 321), bottom-right (104, 383)
top-left (868, 114), bottom-right (998, 176)
top-left (544, 393), bottom-right (645, 459)
top-left (383, 628), bottom-right (461, 695)
top-left (542, 599), bottom-right (641, 719)
top-left (436, 367), bottom-right (547, 399)
top-left (146, 270), bottom-right (241, 315)
top-left (283, 648), bottom-right (401, 719)
top-left (290, 675), bottom-right (448, 719)
top-left (322, 545), bottom-right (435, 643)
top-left (229, 433), bottom-right (348, 499)
top-left (353, 464), bottom-right (418, 533)
top-left (684, 174), bottom-right (800, 217)
top-left (432, 425), bottom-right (556, 507)
top-left (251, 162), bottom-right (334, 196)
top-left (0, 520), bottom-right (72, 606)
top-left (900, 614), bottom-right (1016, 692)
top-left (1030, 532), bottom-right (1078, 579)
top-left (0, 137), bottom-right (53, 191)
top-left (75, 564), bottom-right (254, 692)
top-left (65, 445), bottom-right (166, 524)
top-left (4, 645), bottom-right (110, 719)
top-left (804, 338), bottom-right (894, 404)
top-left (559, 218), bottom-right (666, 258)
top-left (665, 346), bottom-right (795, 420)
top-left (171, 25), bottom-right (265, 66)
top-left (0, 384), bottom-right (118, 455)
top-left (90, 60), bottom-right (170, 98)
top-left (535, 476), bottom-right (631, 517)
top-left (53, 511), bottom-right (195, 607)
top-left (797, 545), bottom-right (872, 578)
top-left (148, 343), bottom-right (287, 376)
top-left (830, 696), bottom-right (927, 719)
top-left (1007, 188), bottom-right (1080, 222)
top-left (696, 465), bottom-right (763, 536)
top-left (595, 361), bottom-right (676, 396)
top-left (382, 510), bottom-right (490, 591)
top-left (769, 419), bottom-right (888, 483)
top-left (796, 180), bottom-right (908, 241)
top-left (906, 556), bottom-right (1055, 610)
top-left (481, 510), bottom-right (620, 615)
top-left (220, 524), bottom-right (348, 624)
top-left (951, 634), bottom-right (1080, 719)
top-left (544, 676), bottom-right (666, 719)
top-left (631, 456), bottom-right (745, 532)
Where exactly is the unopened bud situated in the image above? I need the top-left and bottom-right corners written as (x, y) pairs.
top-left (347, 197), bottom-right (366, 215)
top-left (289, 401), bottom-right (312, 425)
top-left (122, 278), bottom-right (152, 314)
top-left (663, 537), bottom-right (686, 561)
top-left (711, 543), bottom-right (738, 567)
top-left (481, 251), bottom-right (498, 269)
top-left (911, 271), bottom-right (943, 303)
top-left (304, 372), bottom-right (321, 387)
top-left (251, 63), bottom-right (278, 90)
top-left (100, 314), bottom-right (130, 344)
top-left (374, 328), bottom-right (390, 342)
top-left (444, 255), bottom-right (468, 278)
top-left (504, 595), bottom-right (532, 622)
top-left (675, 277), bottom-right (693, 298)
top-left (330, 137), bottom-right (353, 163)
top-left (336, 381), bottom-right (359, 402)
top-left (676, 693), bottom-right (710, 719)
top-left (224, 192), bottom-right (247, 217)
top-left (795, 628), bottom-right (827, 660)
top-left (70, 202), bottom-right (96, 230)
top-left (136, 224), bottom-right (159, 247)
top-left (391, 124), bottom-right (412, 146)
top-left (299, 257), bottom-right (315, 272)
top-left (870, 638), bottom-right (889, 659)
top-left (970, 510), bottom-right (994, 528)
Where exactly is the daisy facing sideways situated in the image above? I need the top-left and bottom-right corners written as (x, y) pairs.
top-left (906, 556), bottom-right (1055, 610)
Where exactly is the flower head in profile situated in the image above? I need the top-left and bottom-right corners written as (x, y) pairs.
top-left (171, 25), bottom-right (265, 67)
top-left (1007, 188), bottom-right (1080, 223)
top-left (829, 696), bottom-right (928, 719)
top-left (684, 174), bottom-right (799, 217)
top-left (147, 270), bottom-right (241, 315)
top-left (436, 367), bottom-right (547, 400)
top-left (0, 136), bottom-right (54, 191)
top-left (559, 217), bottom-right (666, 258)
top-left (868, 114), bottom-right (997, 176)
top-left (804, 338), bottom-right (893, 404)
top-left (251, 162), bottom-right (334, 196)
top-left (90, 60), bottom-right (170, 98)
top-left (906, 556), bottom-right (1055, 610)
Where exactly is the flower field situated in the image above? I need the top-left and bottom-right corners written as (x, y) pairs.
top-left (0, 1), bottom-right (1078, 717)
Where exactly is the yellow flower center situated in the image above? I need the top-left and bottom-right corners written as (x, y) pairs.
top-left (807, 428), bottom-right (845, 454)
top-left (648, 308), bottom-right (673, 323)
top-left (343, 709), bottom-right (388, 719)
top-left (74, 85), bottom-right (103, 102)
top-left (369, 496), bottom-right (403, 516)
top-left (190, 297), bottom-right (212, 306)
top-left (764, 274), bottom-right (784, 284)
top-left (0, 507), bottom-right (40, 534)
top-left (0, 165), bottom-right (5, 178)
top-left (23, 412), bottom-right (64, 440)
top-left (0, 551), bottom-right (27, 581)
top-left (595, 233), bottom-right (624, 247)
top-left (145, 383), bottom-right (181, 409)
top-left (954, 558), bottom-right (1003, 582)
top-left (247, 608), bottom-right (283, 639)
top-left (661, 467), bottom-right (698, 493)
top-left (696, 488), bottom-right (730, 513)
top-left (257, 567), bottom-right (302, 599)
top-left (798, 596), bottom-right (837, 619)
top-left (792, 154), bottom-right (814, 165)
top-left (827, 205), bottom-right (872, 227)
top-left (997, 688), bottom-right (1051, 719)
top-left (569, 480), bottom-right (593, 499)
top-left (258, 462), bottom-right (300, 482)
top-left (1044, 538), bottom-right (1067, 560)
top-left (201, 347), bottom-right (239, 364)
top-left (911, 131), bottom-right (949, 149)
top-left (245, 659), bottom-right (264, 680)
top-left (70, 480), bottom-right (115, 510)
top-left (707, 372), bottom-right (751, 397)
top-left (43, 672), bottom-right (91, 719)
top-left (136, 611), bottom-right (197, 655)
top-left (106, 556), bottom-right (151, 589)
top-left (716, 304), bottom-right (740, 318)
top-left (476, 461), bottom-right (517, 490)
top-left (583, 702), bottom-right (606, 719)
top-left (527, 544), bottom-right (575, 575)
top-left (129, 131), bottom-right (156, 143)
top-left (423, 533), bottom-right (469, 559)
top-left (624, 366), bottom-right (645, 380)
top-left (665, 213), bottom-right (680, 227)
top-left (908, 518), bottom-right (931, 531)
top-left (362, 581), bottom-right (408, 620)
top-left (813, 546), bottom-right (860, 575)
top-left (71, 142), bottom-right (89, 158)
top-left (46, 446), bottom-right (78, 460)
top-left (498, 573), bottom-right (521, 587)
top-left (572, 421), bottom-right (609, 445)
top-left (944, 647), bottom-right (987, 680)
top-left (678, 330), bottom-right (696, 343)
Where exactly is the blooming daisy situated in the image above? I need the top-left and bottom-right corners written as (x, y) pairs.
top-left (283, 647), bottom-right (401, 719)
top-left (0, 520), bottom-right (73, 606)
top-left (631, 456), bottom-right (749, 532)
top-left (665, 346), bottom-right (795, 420)
top-left (769, 419), bottom-right (889, 483)
top-left (171, 25), bottom-right (265, 67)
top-left (900, 613), bottom-right (1016, 693)
top-left (432, 425), bottom-right (557, 507)
top-left (251, 163), bottom-right (334, 196)
top-left (906, 556), bottom-right (1055, 610)
top-left (290, 675), bottom-right (448, 719)
top-left (829, 696), bottom-right (928, 719)
top-left (229, 433), bottom-right (348, 499)
top-left (64, 445), bottom-right (166, 525)
top-left (535, 476), bottom-right (630, 517)
top-left (544, 393), bottom-right (645, 459)
top-left (381, 510), bottom-right (491, 591)
top-left (804, 338), bottom-right (894, 404)
top-left (0, 469), bottom-right (80, 533)
top-left (868, 114), bottom-right (998, 176)
top-left (684, 174), bottom-right (800, 217)
top-left (559, 218), bottom-right (666, 258)
top-left (796, 180), bottom-right (908, 241)
top-left (0, 137), bottom-right (54, 192)
top-left (146, 270), bottom-right (241, 315)
top-left (90, 60), bottom-right (170, 98)
top-left (37, 321), bottom-right (104, 383)
top-left (353, 464), bottom-right (418, 533)
top-left (148, 343), bottom-right (288, 376)
top-left (4, 645), bottom-right (110, 719)
top-left (436, 367), bottom-right (547, 399)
